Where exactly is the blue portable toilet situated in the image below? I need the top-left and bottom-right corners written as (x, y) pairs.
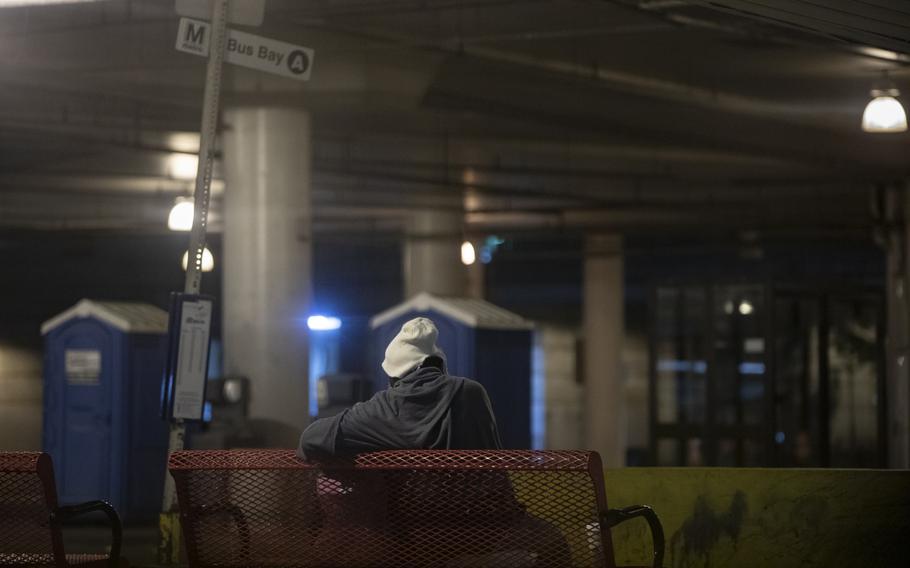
top-left (371, 293), bottom-right (534, 449)
top-left (41, 299), bottom-right (170, 521)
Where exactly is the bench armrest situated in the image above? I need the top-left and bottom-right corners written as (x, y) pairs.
top-left (52, 500), bottom-right (122, 568)
top-left (601, 505), bottom-right (665, 568)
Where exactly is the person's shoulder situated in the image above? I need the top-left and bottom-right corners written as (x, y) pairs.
top-left (346, 388), bottom-right (390, 415)
top-left (455, 377), bottom-right (490, 398)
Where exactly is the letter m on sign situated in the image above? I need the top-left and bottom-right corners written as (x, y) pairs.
top-left (186, 22), bottom-right (205, 44)
top-left (176, 18), bottom-right (211, 55)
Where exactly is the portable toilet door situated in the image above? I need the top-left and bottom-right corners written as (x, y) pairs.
top-left (45, 318), bottom-right (118, 505)
top-left (41, 299), bottom-right (169, 516)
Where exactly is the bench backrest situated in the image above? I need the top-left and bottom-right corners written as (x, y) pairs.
top-left (170, 449), bottom-right (617, 568)
top-left (0, 452), bottom-right (64, 567)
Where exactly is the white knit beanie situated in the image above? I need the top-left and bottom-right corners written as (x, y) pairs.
top-left (382, 317), bottom-right (447, 378)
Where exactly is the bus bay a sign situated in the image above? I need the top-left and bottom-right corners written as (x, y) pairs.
top-left (176, 17), bottom-right (314, 81)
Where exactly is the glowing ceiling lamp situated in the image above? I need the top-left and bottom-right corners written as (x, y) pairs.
top-left (862, 73), bottom-right (907, 133)
top-left (181, 248), bottom-right (214, 272)
top-left (167, 199), bottom-right (194, 231)
top-left (461, 241), bottom-right (476, 266)
top-left (738, 301), bottom-right (754, 316)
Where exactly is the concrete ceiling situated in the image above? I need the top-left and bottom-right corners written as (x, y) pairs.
top-left (0, 0), bottom-right (907, 239)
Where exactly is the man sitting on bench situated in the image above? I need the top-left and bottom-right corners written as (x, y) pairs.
top-left (297, 317), bottom-right (502, 458)
top-left (297, 317), bottom-right (572, 567)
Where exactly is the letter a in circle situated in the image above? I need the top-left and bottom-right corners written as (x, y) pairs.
top-left (287, 50), bottom-right (310, 75)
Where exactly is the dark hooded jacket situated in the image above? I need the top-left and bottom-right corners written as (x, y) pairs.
top-left (297, 366), bottom-right (501, 459)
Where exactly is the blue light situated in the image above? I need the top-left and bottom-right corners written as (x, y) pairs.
top-left (531, 343), bottom-right (546, 450)
top-left (738, 362), bottom-right (766, 375)
top-left (657, 359), bottom-right (708, 374)
top-left (307, 315), bottom-right (342, 331)
top-left (775, 431), bottom-right (786, 444)
top-left (479, 235), bottom-right (504, 264)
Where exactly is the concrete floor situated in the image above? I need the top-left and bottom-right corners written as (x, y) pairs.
top-left (63, 523), bottom-right (164, 567)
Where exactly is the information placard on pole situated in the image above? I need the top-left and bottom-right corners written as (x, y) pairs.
top-left (161, 293), bottom-right (214, 421)
top-left (172, 297), bottom-right (213, 419)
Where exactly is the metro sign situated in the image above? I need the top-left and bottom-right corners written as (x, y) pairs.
top-left (176, 17), bottom-right (314, 81)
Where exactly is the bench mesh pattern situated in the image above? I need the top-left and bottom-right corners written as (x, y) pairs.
top-left (170, 450), bottom-right (613, 568)
top-left (0, 453), bottom-right (57, 567)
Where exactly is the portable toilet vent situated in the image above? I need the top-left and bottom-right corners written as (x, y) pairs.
top-left (41, 299), bottom-right (170, 521)
top-left (371, 293), bottom-right (534, 448)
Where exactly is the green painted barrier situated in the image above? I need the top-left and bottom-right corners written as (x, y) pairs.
top-left (605, 468), bottom-right (910, 568)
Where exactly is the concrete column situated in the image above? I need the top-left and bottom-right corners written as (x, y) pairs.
top-left (583, 234), bottom-right (625, 467)
top-left (888, 184), bottom-right (910, 468)
top-left (403, 209), bottom-right (466, 298)
top-left (536, 326), bottom-right (584, 450)
top-left (222, 107), bottom-right (311, 440)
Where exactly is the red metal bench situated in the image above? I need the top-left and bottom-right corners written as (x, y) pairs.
top-left (0, 452), bottom-right (122, 568)
top-left (169, 449), bottom-right (664, 567)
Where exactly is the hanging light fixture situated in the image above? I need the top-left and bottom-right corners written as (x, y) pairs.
top-left (738, 301), bottom-right (754, 316)
top-left (167, 198), bottom-right (195, 231)
top-left (181, 248), bottom-right (215, 272)
top-left (862, 73), bottom-right (907, 133)
top-left (461, 241), bottom-right (476, 266)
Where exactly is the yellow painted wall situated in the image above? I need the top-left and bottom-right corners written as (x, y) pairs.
top-left (604, 468), bottom-right (910, 568)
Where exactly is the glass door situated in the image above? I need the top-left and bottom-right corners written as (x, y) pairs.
top-left (710, 284), bottom-right (769, 466)
top-left (826, 296), bottom-right (885, 467)
top-left (650, 283), bottom-right (885, 467)
top-left (650, 282), bottom-right (768, 466)
top-left (651, 285), bottom-right (710, 466)
top-left (772, 295), bottom-right (822, 466)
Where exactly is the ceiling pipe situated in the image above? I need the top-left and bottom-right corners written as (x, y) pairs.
top-left (316, 130), bottom-right (819, 172)
top-left (466, 200), bottom-right (870, 232)
top-left (460, 44), bottom-right (811, 121)
top-left (609, 0), bottom-right (910, 63)
top-left (0, 174), bottom-right (219, 195)
top-left (0, 115), bottom-right (819, 177)
top-left (0, 167), bottom-right (867, 207)
top-left (307, 18), bottom-right (837, 129)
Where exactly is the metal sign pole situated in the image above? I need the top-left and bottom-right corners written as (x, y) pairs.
top-left (158, 0), bottom-right (230, 563)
